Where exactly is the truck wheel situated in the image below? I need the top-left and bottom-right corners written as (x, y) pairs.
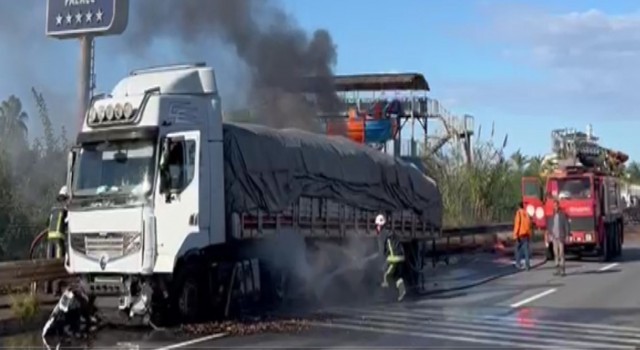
top-left (616, 223), bottom-right (623, 257)
top-left (173, 265), bottom-right (208, 324)
top-left (600, 226), bottom-right (611, 262)
top-left (177, 276), bottom-right (201, 323)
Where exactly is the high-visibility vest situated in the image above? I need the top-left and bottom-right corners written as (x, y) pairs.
top-left (385, 236), bottom-right (405, 263)
top-left (513, 208), bottom-right (532, 238)
top-left (47, 207), bottom-right (67, 240)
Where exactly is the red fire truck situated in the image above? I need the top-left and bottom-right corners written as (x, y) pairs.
top-left (521, 128), bottom-right (626, 262)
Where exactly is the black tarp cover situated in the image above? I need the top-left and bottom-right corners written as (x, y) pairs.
top-left (222, 122), bottom-right (443, 229)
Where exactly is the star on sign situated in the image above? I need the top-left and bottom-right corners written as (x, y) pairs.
top-left (55, 14), bottom-right (62, 26)
top-left (96, 9), bottom-right (103, 23)
top-left (85, 10), bottom-right (93, 23)
top-left (75, 12), bottom-right (82, 24)
top-left (65, 13), bottom-right (72, 24)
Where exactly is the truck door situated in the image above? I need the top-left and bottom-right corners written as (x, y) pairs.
top-left (522, 177), bottom-right (545, 227)
top-left (154, 131), bottom-right (201, 271)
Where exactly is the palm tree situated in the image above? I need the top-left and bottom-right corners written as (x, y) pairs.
top-left (509, 149), bottom-right (529, 173)
top-left (625, 161), bottom-right (640, 183)
top-left (525, 155), bottom-right (543, 177)
top-left (0, 95), bottom-right (28, 146)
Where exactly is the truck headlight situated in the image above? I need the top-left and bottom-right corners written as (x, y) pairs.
top-left (124, 233), bottom-right (142, 255)
top-left (535, 207), bottom-right (545, 220)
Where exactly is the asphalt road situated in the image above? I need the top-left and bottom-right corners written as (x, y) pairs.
top-left (6, 243), bottom-right (640, 349)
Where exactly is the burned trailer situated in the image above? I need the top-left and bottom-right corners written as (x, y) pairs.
top-left (223, 122), bottom-right (442, 239)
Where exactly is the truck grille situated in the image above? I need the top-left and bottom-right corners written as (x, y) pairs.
top-left (70, 232), bottom-right (139, 259)
top-left (569, 216), bottom-right (595, 232)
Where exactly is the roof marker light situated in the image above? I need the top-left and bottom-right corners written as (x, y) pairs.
top-left (105, 105), bottom-right (115, 121)
top-left (123, 102), bottom-right (134, 119)
top-left (114, 104), bottom-right (124, 119)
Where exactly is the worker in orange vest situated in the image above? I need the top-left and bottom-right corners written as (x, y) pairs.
top-left (513, 202), bottom-right (532, 270)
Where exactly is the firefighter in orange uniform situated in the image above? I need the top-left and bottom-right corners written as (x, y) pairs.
top-left (513, 202), bottom-right (532, 270)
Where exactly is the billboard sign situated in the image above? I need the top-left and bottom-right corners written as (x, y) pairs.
top-left (46, 0), bottom-right (129, 39)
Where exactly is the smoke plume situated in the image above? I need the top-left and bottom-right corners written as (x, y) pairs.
top-left (122, 0), bottom-right (341, 132)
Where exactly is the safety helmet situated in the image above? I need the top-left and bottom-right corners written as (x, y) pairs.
top-left (56, 185), bottom-right (69, 203)
top-left (58, 186), bottom-right (68, 196)
top-left (375, 214), bottom-right (386, 227)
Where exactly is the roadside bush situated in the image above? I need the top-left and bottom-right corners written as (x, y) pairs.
top-left (424, 128), bottom-right (528, 227)
top-left (9, 293), bottom-right (40, 321)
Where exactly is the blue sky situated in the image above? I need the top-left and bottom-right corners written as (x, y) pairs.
top-left (1, 0), bottom-right (639, 160)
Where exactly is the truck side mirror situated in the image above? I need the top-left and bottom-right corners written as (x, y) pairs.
top-left (66, 147), bottom-right (79, 197)
top-left (159, 138), bottom-right (172, 195)
top-left (159, 138), bottom-right (170, 172)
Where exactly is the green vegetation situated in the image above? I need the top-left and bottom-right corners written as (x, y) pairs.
top-left (9, 292), bottom-right (40, 321)
top-left (0, 90), bottom-right (68, 261)
top-left (425, 126), bottom-right (542, 228)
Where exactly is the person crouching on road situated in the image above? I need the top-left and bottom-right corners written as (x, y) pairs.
top-left (548, 199), bottom-right (569, 276)
top-left (513, 202), bottom-right (532, 270)
top-left (375, 214), bottom-right (407, 302)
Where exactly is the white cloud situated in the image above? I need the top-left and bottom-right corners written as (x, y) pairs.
top-left (441, 6), bottom-right (640, 122)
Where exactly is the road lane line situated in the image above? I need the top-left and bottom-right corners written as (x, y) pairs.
top-left (310, 321), bottom-right (556, 349)
top-left (334, 306), bottom-right (640, 341)
top-left (365, 306), bottom-right (640, 333)
top-left (327, 317), bottom-right (631, 349)
top-left (340, 308), bottom-right (640, 345)
top-left (510, 288), bottom-right (557, 308)
top-left (599, 263), bottom-right (619, 272)
top-left (153, 333), bottom-right (226, 350)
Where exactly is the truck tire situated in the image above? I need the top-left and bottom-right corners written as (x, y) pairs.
top-left (616, 222), bottom-right (623, 257)
top-left (618, 221), bottom-right (624, 256)
top-left (600, 225), bottom-right (611, 262)
top-left (173, 264), bottom-right (209, 324)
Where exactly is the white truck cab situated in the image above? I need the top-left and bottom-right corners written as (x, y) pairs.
top-left (65, 63), bottom-right (226, 322)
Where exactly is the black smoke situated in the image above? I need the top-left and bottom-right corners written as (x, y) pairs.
top-left (122, 0), bottom-right (341, 131)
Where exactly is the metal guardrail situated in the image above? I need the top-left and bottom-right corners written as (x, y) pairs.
top-left (0, 259), bottom-right (67, 286)
top-left (0, 223), bottom-right (515, 293)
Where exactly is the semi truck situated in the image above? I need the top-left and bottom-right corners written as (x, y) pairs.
top-left (46, 63), bottom-right (443, 332)
top-left (522, 127), bottom-right (625, 261)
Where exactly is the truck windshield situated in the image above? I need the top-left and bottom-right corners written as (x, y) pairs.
top-left (549, 178), bottom-right (592, 200)
top-left (72, 140), bottom-right (155, 199)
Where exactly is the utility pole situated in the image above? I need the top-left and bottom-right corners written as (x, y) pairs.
top-left (78, 35), bottom-right (94, 130)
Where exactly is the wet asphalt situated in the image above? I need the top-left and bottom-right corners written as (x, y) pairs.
top-left (6, 244), bottom-right (640, 349)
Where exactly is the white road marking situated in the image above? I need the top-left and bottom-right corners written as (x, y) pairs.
top-left (310, 321), bottom-right (557, 349)
top-left (409, 308), bottom-right (640, 337)
top-left (153, 333), bottom-right (226, 350)
top-left (510, 288), bottom-right (557, 308)
top-left (332, 315), bottom-right (632, 349)
top-left (336, 307), bottom-right (640, 345)
top-left (599, 263), bottom-right (619, 272)
top-left (320, 305), bottom-right (640, 349)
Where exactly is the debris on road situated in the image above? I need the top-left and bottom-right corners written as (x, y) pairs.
top-left (178, 316), bottom-right (322, 337)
